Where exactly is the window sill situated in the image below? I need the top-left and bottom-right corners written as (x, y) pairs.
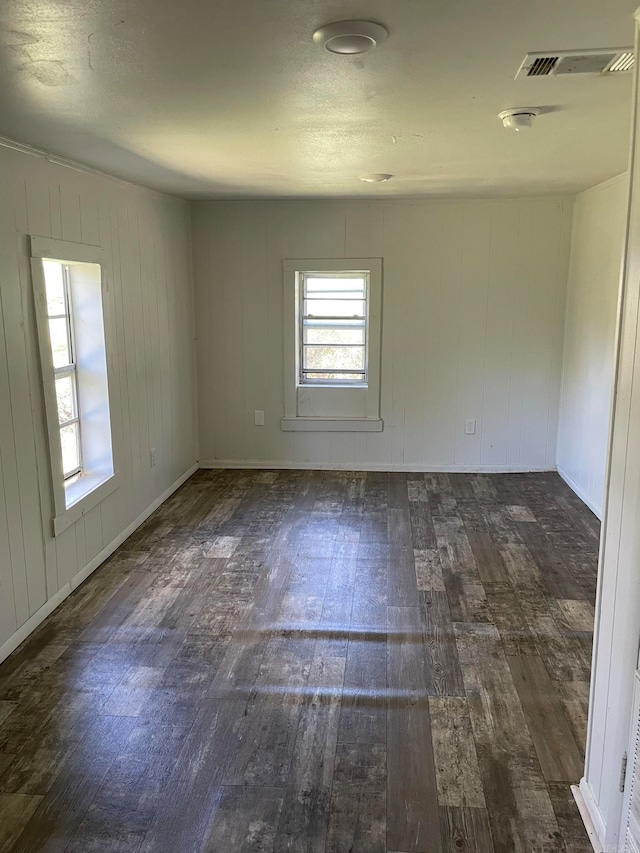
top-left (280, 417), bottom-right (384, 432)
top-left (53, 472), bottom-right (121, 536)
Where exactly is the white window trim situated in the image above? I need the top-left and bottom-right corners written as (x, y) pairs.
top-left (282, 258), bottom-right (383, 432)
top-left (30, 236), bottom-right (120, 536)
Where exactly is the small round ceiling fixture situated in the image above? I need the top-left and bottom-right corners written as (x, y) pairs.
top-left (499, 108), bottom-right (541, 131)
top-left (313, 20), bottom-right (388, 55)
top-left (359, 173), bottom-right (393, 183)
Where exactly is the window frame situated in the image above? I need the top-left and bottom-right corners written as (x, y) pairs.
top-left (30, 236), bottom-right (120, 536)
top-left (282, 258), bottom-right (383, 432)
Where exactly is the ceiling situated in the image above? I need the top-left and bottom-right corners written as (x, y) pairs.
top-left (0, 0), bottom-right (637, 199)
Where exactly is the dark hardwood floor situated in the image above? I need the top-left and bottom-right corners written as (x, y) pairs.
top-left (0, 470), bottom-right (598, 852)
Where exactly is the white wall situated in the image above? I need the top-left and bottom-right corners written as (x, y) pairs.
top-left (556, 175), bottom-right (627, 518)
top-left (192, 198), bottom-right (573, 471)
top-left (0, 144), bottom-right (198, 656)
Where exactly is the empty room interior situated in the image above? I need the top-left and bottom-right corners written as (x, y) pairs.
top-left (4, 0), bottom-right (640, 851)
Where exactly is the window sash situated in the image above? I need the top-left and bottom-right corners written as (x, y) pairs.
top-left (301, 369), bottom-right (366, 378)
top-left (299, 273), bottom-right (369, 385)
top-left (54, 363), bottom-right (76, 378)
top-left (46, 265), bottom-right (83, 480)
top-left (302, 315), bottom-right (366, 322)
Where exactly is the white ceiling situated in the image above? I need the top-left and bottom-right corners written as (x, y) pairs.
top-left (0, 0), bottom-right (637, 199)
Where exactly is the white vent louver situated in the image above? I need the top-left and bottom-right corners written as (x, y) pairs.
top-left (610, 52), bottom-right (636, 73)
top-left (515, 48), bottom-right (634, 79)
top-left (622, 669), bottom-right (640, 852)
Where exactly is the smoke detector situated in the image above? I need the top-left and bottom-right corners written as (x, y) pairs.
top-left (313, 21), bottom-right (388, 55)
top-left (515, 48), bottom-right (634, 79)
top-left (499, 108), bottom-right (541, 131)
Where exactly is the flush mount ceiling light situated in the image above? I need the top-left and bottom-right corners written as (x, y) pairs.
top-left (359, 173), bottom-right (393, 183)
top-left (499, 108), bottom-right (541, 131)
top-left (313, 20), bottom-right (388, 55)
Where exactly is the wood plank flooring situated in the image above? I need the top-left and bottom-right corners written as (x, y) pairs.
top-left (0, 470), bottom-right (598, 852)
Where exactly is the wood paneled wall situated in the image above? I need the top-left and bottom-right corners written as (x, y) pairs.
top-left (192, 198), bottom-right (573, 471)
top-left (0, 145), bottom-right (197, 652)
top-left (556, 174), bottom-right (627, 518)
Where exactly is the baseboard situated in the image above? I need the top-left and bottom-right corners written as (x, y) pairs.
top-left (0, 462), bottom-right (198, 666)
top-left (200, 458), bottom-right (555, 474)
top-left (0, 586), bottom-right (73, 669)
top-left (573, 779), bottom-right (606, 853)
top-left (69, 463), bottom-right (198, 591)
top-left (557, 466), bottom-right (603, 519)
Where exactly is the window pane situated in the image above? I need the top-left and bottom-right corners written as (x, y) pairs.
top-left (303, 372), bottom-right (365, 382)
top-left (55, 374), bottom-right (76, 424)
top-left (60, 422), bottom-right (80, 476)
top-left (43, 261), bottom-right (65, 315)
top-left (304, 299), bottom-right (365, 318)
top-left (49, 318), bottom-right (71, 367)
top-left (303, 327), bottom-right (365, 345)
top-left (299, 272), bottom-right (369, 386)
top-left (304, 346), bottom-right (365, 371)
top-left (304, 276), bottom-right (366, 296)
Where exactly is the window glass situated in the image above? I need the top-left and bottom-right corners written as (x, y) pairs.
top-left (48, 318), bottom-right (71, 367)
top-left (303, 326), bottom-right (365, 346)
top-left (305, 276), bottom-right (366, 295)
top-left (304, 346), bottom-right (365, 371)
top-left (60, 422), bottom-right (80, 476)
top-left (43, 260), bottom-right (65, 314)
top-left (303, 372), bottom-right (364, 382)
top-left (300, 272), bottom-right (368, 385)
top-left (304, 298), bottom-right (365, 318)
top-left (55, 374), bottom-right (76, 424)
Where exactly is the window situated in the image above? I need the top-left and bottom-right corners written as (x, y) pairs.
top-left (43, 261), bottom-right (83, 481)
top-left (31, 237), bottom-right (119, 535)
top-left (300, 272), bottom-right (368, 386)
top-left (282, 258), bottom-right (383, 431)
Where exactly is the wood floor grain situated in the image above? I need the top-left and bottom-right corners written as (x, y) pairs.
top-left (0, 470), bottom-right (598, 852)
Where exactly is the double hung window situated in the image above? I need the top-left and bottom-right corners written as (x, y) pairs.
top-left (31, 236), bottom-right (118, 534)
top-left (300, 272), bottom-right (368, 386)
top-left (282, 258), bottom-right (383, 431)
top-left (43, 261), bottom-right (83, 481)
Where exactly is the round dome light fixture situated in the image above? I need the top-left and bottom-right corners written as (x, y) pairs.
top-left (359, 173), bottom-right (393, 183)
top-left (499, 108), bottom-right (541, 131)
top-left (313, 20), bottom-right (388, 55)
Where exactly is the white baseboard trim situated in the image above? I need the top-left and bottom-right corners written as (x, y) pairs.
top-left (200, 459), bottom-right (555, 474)
top-left (0, 463), bottom-right (198, 666)
top-left (0, 586), bottom-right (72, 668)
top-left (573, 779), bottom-right (606, 853)
top-left (557, 466), bottom-right (603, 519)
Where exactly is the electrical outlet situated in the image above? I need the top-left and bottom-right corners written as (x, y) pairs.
top-left (464, 418), bottom-right (477, 436)
top-left (254, 410), bottom-right (265, 426)
top-left (150, 447), bottom-right (156, 467)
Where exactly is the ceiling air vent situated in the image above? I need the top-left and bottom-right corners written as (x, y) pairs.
top-left (527, 56), bottom-right (559, 77)
top-left (515, 48), bottom-right (634, 79)
top-left (609, 51), bottom-right (635, 73)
